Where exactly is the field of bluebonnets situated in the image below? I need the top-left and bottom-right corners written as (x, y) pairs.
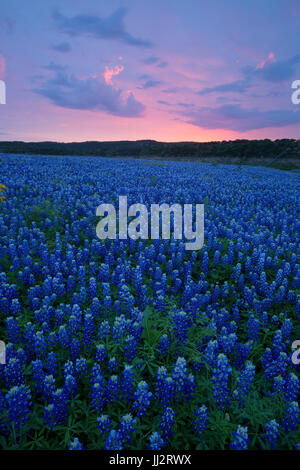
top-left (0, 153), bottom-right (299, 451)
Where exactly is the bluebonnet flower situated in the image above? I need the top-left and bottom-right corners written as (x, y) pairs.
top-left (272, 330), bottom-right (286, 357)
top-left (91, 297), bottom-right (101, 318)
top-left (118, 284), bottom-right (135, 314)
top-left (4, 357), bottom-right (24, 388)
top-left (284, 373), bottom-right (299, 402)
top-left (281, 318), bottom-right (293, 341)
top-left (95, 344), bottom-right (107, 363)
top-left (90, 379), bottom-right (105, 412)
top-left (219, 332), bottom-right (237, 355)
top-left (155, 293), bottom-right (166, 313)
top-left (264, 351), bottom-right (288, 379)
top-left (212, 354), bottom-right (232, 411)
top-left (233, 361), bottom-right (255, 405)
top-left (148, 432), bottom-right (165, 450)
top-left (0, 391), bottom-right (5, 432)
top-left (98, 321), bottom-right (110, 340)
top-left (172, 357), bottom-right (187, 397)
top-left (64, 374), bottom-right (78, 398)
top-left (230, 425), bottom-right (249, 450)
top-left (78, 266), bottom-right (86, 287)
top-left (75, 357), bottom-right (88, 377)
top-left (121, 364), bottom-right (135, 400)
top-left (99, 264), bottom-right (110, 282)
top-left (69, 438), bottom-right (84, 450)
top-left (11, 347), bottom-right (26, 365)
top-left (31, 359), bottom-right (45, 393)
top-left (43, 388), bottom-right (69, 429)
top-left (106, 375), bottom-right (120, 403)
top-left (43, 375), bottom-right (56, 400)
top-left (272, 375), bottom-right (285, 396)
top-left (63, 360), bottom-right (75, 379)
top-left (0, 296), bottom-right (10, 316)
top-left (184, 372), bottom-right (196, 401)
top-left (108, 357), bottom-right (118, 372)
top-left (88, 277), bottom-right (97, 299)
top-left (90, 362), bottom-right (102, 383)
top-left (213, 250), bottom-right (220, 265)
top-left (66, 275), bottom-right (75, 292)
top-left (160, 407), bottom-right (175, 440)
top-left (97, 414), bottom-right (112, 436)
top-left (171, 311), bottom-right (190, 345)
top-left (58, 325), bottom-right (70, 349)
top-left (45, 352), bottom-right (58, 376)
top-left (132, 381), bottom-right (152, 417)
top-left (246, 315), bottom-right (260, 342)
top-left (119, 414), bottom-right (136, 442)
top-left (103, 294), bottom-right (112, 310)
top-left (212, 284), bottom-right (221, 303)
top-left (155, 367), bottom-right (175, 407)
top-left (273, 352), bottom-right (288, 376)
top-left (69, 338), bottom-right (81, 361)
top-left (263, 419), bottom-right (280, 449)
top-left (193, 405), bottom-right (209, 438)
top-left (103, 430), bottom-right (123, 450)
top-left (33, 331), bottom-right (47, 357)
top-left (68, 314), bottom-right (81, 335)
top-left (124, 335), bottom-right (138, 362)
top-left (112, 315), bottom-right (128, 343)
top-left (157, 334), bottom-right (171, 355)
top-left (83, 313), bottom-right (94, 347)
top-left (281, 401), bottom-right (300, 432)
top-left (5, 385), bottom-right (32, 430)
top-left (201, 252), bottom-right (209, 274)
top-left (261, 348), bottom-right (273, 371)
top-left (5, 317), bottom-right (22, 344)
top-left (204, 340), bottom-right (219, 368)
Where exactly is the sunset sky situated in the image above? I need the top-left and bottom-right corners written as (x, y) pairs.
top-left (1, 0), bottom-right (300, 142)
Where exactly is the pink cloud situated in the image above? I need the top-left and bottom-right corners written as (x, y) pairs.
top-left (256, 52), bottom-right (275, 70)
top-left (103, 65), bottom-right (124, 86)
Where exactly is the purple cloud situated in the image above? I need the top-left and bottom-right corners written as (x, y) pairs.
top-left (142, 56), bottom-right (168, 67)
top-left (176, 102), bottom-right (195, 108)
top-left (162, 87), bottom-right (181, 94)
top-left (35, 70), bottom-right (145, 117)
top-left (138, 78), bottom-right (163, 89)
top-left (183, 104), bottom-right (300, 132)
top-left (198, 54), bottom-right (300, 98)
top-left (198, 79), bottom-right (251, 95)
top-left (157, 99), bottom-right (171, 105)
top-left (254, 54), bottom-right (300, 82)
top-left (44, 62), bottom-right (67, 72)
top-left (51, 41), bottom-right (72, 53)
top-left (53, 8), bottom-right (153, 48)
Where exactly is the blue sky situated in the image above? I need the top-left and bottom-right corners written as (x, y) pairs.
top-left (0, 0), bottom-right (300, 142)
